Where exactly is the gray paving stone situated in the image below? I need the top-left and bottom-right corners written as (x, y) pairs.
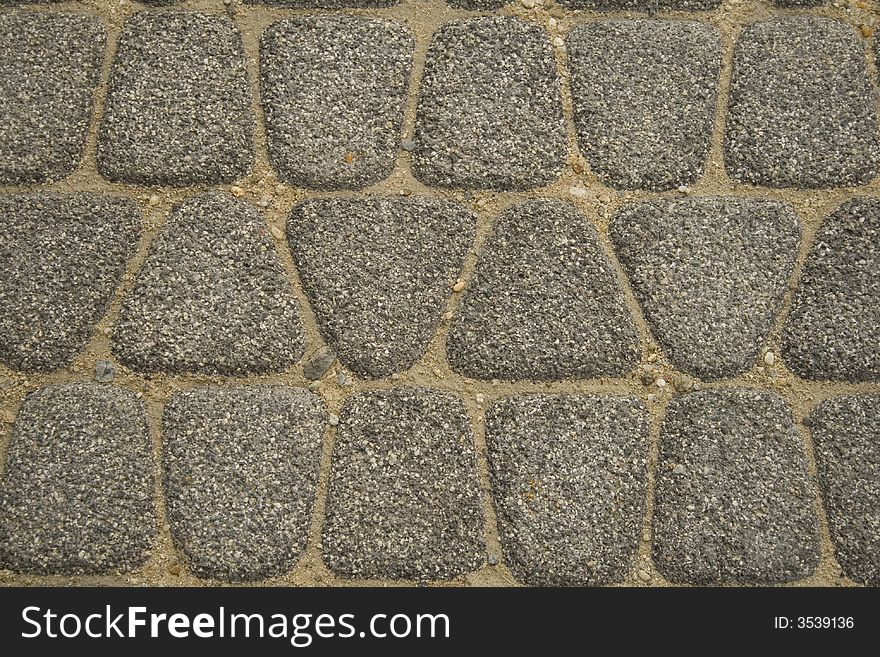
top-left (446, 0), bottom-right (506, 8)
top-left (652, 388), bottom-right (820, 584)
top-left (447, 198), bottom-right (639, 381)
top-left (164, 386), bottom-right (325, 581)
top-left (0, 193), bottom-right (140, 373)
top-left (487, 394), bottom-right (649, 586)
top-left (809, 396), bottom-right (880, 586)
top-left (782, 197), bottom-right (880, 381)
top-left (557, 0), bottom-right (721, 8)
top-left (611, 197), bottom-right (800, 380)
top-left (413, 17), bottom-right (566, 190)
top-left (0, 11), bottom-right (105, 184)
top-left (289, 197), bottom-right (474, 379)
top-left (323, 388), bottom-right (485, 579)
top-left (98, 11), bottom-right (253, 186)
top-left (568, 20), bottom-right (720, 191)
top-left (113, 192), bottom-right (303, 375)
top-left (244, 0), bottom-right (396, 6)
top-left (0, 383), bottom-right (154, 575)
top-left (771, 0), bottom-right (824, 5)
top-left (725, 17), bottom-right (878, 188)
top-left (261, 17), bottom-right (412, 190)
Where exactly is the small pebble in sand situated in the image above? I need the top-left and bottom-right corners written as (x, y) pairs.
top-left (148, 194), bottom-right (160, 206)
top-left (328, 413), bottom-right (339, 427)
top-left (655, 377), bottom-right (667, 388)
top-left (569, 186), bottom-right (589, 199)
top-left (452, 279), bottom-right (465, 293)
top-left (270, 226), bottom-right (283, 240)
top-left (230, 185), bottom-right (245, 197)
top-left (763, 351), bottom-right (776, 366)
top-left (553, 36), bottom-right (564, 48)
top-left (521, 0), bottom-right (536, 8)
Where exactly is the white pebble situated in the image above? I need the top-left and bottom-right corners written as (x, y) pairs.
top-left (553, 36), bottom-right (565, 48)
top-left (655, 377), bottom-right (667, 388)
top-left (763, 351), bottom-right (776, 366)
top-left (521, 0), bottom-right (536, 7)
top-left (547, 18), bottom-right (558, 30)
top-left (569, 186), bottom-right (589, 199)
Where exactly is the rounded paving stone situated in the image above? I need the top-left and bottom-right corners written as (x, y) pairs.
top-left (809, 395), bottom-right (880, 586)
top-left (0, 383), bottom-right (155, 575)
top-left (289, 197), bottom-right (474, 379)
top-left (98, 11), bottom-right (254, 186)
top-left (610, 196), bottom-right (801, 380)
top-left (413, 16), bottom-right (566, 190)
top-left (725, 17), bottom-right (878, 188)
top-left (322, 387), bottom-right (485, 580)
top-left (0, 192), bottom-right (140, 373)
top-left (447, 198), bottom-right (639, 381)
top-left (782, 197), bottom-right (880, 381)
top-left (112, 192), bottom-right (304, 376)
top-left (0, 10), bottom-right (105, 184)
top-left (652, 388), bottom-right (820, 585)
top-left (487, 394), bottom-right (649, 586)
top-left (164, 386), bottom-right (325, 582)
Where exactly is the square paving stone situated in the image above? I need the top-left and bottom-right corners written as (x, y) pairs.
top-left (725, 17), bottom-right (878, 188)
top-left (809, 395), bottom-right (880, 586)
top-left (652, 388), bottom-right (820, 584)
top-left (413, 17), bottom-right (566, 190)
top-left (610, 197), bottom-right (800, 380)
top-left (98, 11), bottom-right (253, 186)
top-left (487, 394), bottom-right (649, 586)
top-left (447, 198), bottom-right (639, 381)
top-left (0, 11), bottom-right (105, 184)
top-left (0, 383), bottom-right (155, 575)
top-left (782, 197), bottom-right (880, 381)
top-left (164, 386), bottom-right (325, 581)
top-left (567, 20), bottom-right (720, 191)
top-left (289, 197), bottom-right (474, 379)
top-left (261, 17), bottom-right (411, 190)
top-left (0, 192), bottom-right (140, 373)
top-left (322, 388), bottom-right (485, 579)
top-left (112, 192), bottom-right (303, 375)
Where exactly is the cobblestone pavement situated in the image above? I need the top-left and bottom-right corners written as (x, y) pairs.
top-left (0, 0), bottom-right (878, 587)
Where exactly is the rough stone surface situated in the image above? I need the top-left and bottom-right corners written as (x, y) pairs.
top-left (557, 0), bottom-right (720, 7)
top-left (302, 346), bottom-right (336, 381)
top-left (652, 388), bottom-right (820, 584)
top-left (611, 197), bottom-right (800, 380)
top-left (290, 197), bottom-right (474, 378)
top-left (0, 11), bottom-right (105, 184)
top-left (164, 386), bottom-right (325, 581)
top-left (809, 396), bottom-right (880, 586)
top-left (98, 11), bottom-right (253, 185)
top-left (0, 383), bottom-right (154, 574)
top-left (487, 394), bottom-right (649, 585)
top-left (413, 17), bottom-right (566, 190)
top-left (113, 192), bottom-right (303, 375)
top-left (323, 388), bottom-right (485, 579)
top-left (244, 0), bottom-right (396, 6)
top-left (448, 198), bottom-right (639, 380)
top-left (446, 0), bottom-right (506, 7)
top-left (261, 16), bottom-right (412, 190)
top-left (0, 193), bottom-right (140, 373)
top-left (782, 197), bottom-right (880, 381)
top-left (725, 17), bottom-right (878, 188)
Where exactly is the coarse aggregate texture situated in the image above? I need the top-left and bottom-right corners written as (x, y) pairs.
top-left (725, 17), bottom-right (878, 189)
top-left (556, 0), bottom-right (721, 8)
top-left (446, 0), bottom-right (506, 8)
top-left (782, 197), bottom-right (880, 382)
top-left (610, 197), bottom-right (800, 381)
top-left (567, 20), bottom-right (720, 191)
top-left (447, 198), bottom-right (639, 380)
top-left (244, 0), bottom-right (397, 7)
top-left (0, 383), bottom-right (154, 575)
top-left (486, 394), bottom-right (649, 586)
top-left (322, 387), bottom-right (485, 580)
top-left (0, 11), bottom-right (105, 184)
top-left (112, 192), bottom-right (304, 375)
top-left (652, 388), bottom-right (820, 584)
top-left (289, 197), bottom-right (474, 378)
top-left (771, 0), bottom-right (825, 6)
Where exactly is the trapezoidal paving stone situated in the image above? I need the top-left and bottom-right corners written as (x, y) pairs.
top-left (782, 197), bottom-right (880, 381)
top-left (0, 193), bottom-right (140, 373)
top-left (289, 197), bottom-right (474, 379)
top-left (0, 11), bottom-right (105, 184)
top-left (567, 20), bottom-right (720, 191)
top-left (486, 394), bottom-right (649, 586)
top-left (447, 198), bottom-right (639, 381)
top-left (412, 16), bottom-right (566, 190)
top-left (164, 386), bottom-right (325, 582)
top-left (0, 383), bottom-right (155, 575)
top-left (725, 17), bottom-right (878, 189)
top-left (112, 192), bottom-right (304, 376)
top-left (261, 16), bottom-right (412, 190)
top-left (322, 387), bottom-right (485, 580)
top-left (97, 11), bottom-right (253, 186)
top-left (652, 388), bottom-right (820, 585)
top-left (809, 396), bottom-right (880, 586)
top-left (610, 197), bottom-right (800, 381)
